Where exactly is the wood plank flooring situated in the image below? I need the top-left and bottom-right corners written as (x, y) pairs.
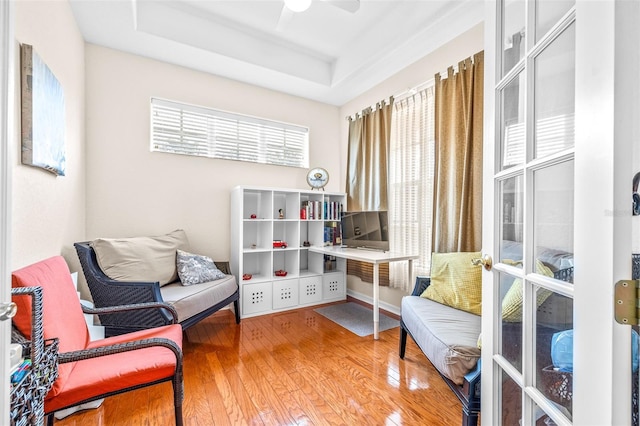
top-left (54, 301), bottom-right (462, 425)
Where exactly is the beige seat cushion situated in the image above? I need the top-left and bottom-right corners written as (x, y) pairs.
top-left (402, 294), bottom-right (481, 385)
top-left (91, 229), bottom-right (190, 286)
top-left (160, 275), bottom-right (238, 322)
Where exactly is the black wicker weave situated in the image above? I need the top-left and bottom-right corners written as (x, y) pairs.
top-left (74, 241), bottom-right (240, 336)
top-left (10, 287), bottom-right (59, 426)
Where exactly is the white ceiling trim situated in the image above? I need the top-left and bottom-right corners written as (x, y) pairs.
top-left (71, 0), bottom-right (483, 106)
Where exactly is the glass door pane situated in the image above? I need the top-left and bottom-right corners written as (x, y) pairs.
top-left (501, 72), bottom-right (526, 170)
top-left (500, 175), bottom-right (524, 247)
top-left (534, 24), bottom-right (575, 159)
top-left (533, 161), bottom-right (574, 272)
top-left (535, 0), bottom-right (575, 42)
top-left (536, 291), bottom-right (574, 418)
top-left (503, 0), bottom-right (526, 76)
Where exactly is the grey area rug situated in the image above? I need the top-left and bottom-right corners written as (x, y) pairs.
top-left (314, 302), bottom-right (399, 337)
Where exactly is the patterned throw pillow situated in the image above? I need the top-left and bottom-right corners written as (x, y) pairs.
top-left (420, 251), bottom-right (483, 315)
top-left (176, 249), bottom-right (226, 286)
top-left (501, 259), bottom-right (554, 322)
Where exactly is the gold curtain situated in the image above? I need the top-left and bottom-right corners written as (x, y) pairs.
top-left (345, 99), bottom-right (393, 285)
top-left (346, 99), bottom-right (393, 211)
top-left (432, 51), bottom-right (484, 252)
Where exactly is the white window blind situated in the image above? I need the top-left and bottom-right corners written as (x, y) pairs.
top-left (503, 112), bottom-right (575, 167)
top-left (388, 87), bottom-right (435, 292)
top-left (151, 98), bottom-right (309, 168)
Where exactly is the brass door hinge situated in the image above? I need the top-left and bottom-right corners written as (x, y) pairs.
top-left (615, 280), bottom-right (640, 325)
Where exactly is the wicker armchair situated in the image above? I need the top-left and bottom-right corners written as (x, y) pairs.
top-left (75, 241), bottom-right (240, 336)
top-left (11, 256), bottom-right (184, 425)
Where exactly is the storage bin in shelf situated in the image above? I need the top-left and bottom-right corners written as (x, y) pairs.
top-left (10, 286), bottom-right (59, 426)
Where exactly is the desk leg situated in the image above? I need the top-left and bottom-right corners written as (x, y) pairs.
top-left (373, 263), bottom-right (379, 340)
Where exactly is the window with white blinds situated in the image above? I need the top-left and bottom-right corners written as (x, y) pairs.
top-left (151, 98), bottom-right (309, 168)
top-left (388, 87), bottom-right (436, 292)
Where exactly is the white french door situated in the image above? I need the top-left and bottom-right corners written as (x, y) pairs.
top-left (0, 0), bottom-right (13, 422)
top-left (482, 1), bottom-right (638, 425)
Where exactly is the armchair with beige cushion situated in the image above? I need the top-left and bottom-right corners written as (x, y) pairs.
top-left (75, 229), bottom-right (240, 336)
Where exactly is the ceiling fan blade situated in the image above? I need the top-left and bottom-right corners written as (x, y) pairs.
top-left (276, 5), bottom-right (295, 32)
top-left (322, 0), bottom-right (360, 13)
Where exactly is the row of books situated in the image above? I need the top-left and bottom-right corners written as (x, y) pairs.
top-left (300, 201), bottom-right (343, 220)
top-left (324, 221), bottom-right (342, 246)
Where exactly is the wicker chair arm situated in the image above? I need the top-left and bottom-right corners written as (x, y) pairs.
top-left (87, 279), bottom-right (161, 305)
top-left (82, 302), bottom-right (179, 324)
top-left (58, 337), bottom-right (182, 365)
top-left (411, 276), bottom-right (431, 296)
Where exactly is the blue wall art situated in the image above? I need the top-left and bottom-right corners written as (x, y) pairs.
top-left (21, 44), bottom-right (66, 176)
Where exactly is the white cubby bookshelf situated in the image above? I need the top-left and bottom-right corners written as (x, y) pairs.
top-left (231, 186), bottom-right (347, 318)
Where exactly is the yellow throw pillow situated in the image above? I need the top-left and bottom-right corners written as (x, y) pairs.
top-left (421, 251), bottom-right (482, 315)
top-left (502, 259), bottom-right (554, 322)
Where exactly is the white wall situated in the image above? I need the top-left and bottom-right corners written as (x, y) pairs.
top-left (338, 22), bottom-right (484, 310)
top-left (84, 45), bottom-right (341, 265)
top-left (13, 1), bottom-right (86, 276)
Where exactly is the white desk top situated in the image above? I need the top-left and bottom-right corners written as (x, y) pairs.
top-left (309, 246), bottom-right (418, 264)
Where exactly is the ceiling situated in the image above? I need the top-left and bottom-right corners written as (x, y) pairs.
top-left (69, 0), bottom-right (483, 106)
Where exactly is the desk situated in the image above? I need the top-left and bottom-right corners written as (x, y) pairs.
top-left (309, 246), bottom-right (418, 339)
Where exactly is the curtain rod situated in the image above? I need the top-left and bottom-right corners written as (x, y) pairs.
top-left (344, 50), bottom-right (481, 121)
top-left (345, 96), bottom-right (392, 121)
top-left (344, 77), bottom-right (435, 121)
top-left (393, 77), bottom-right (435, 102)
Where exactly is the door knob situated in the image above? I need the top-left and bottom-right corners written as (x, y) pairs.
top-left (471, 254), bottom-right (493, 271)
top-left (0, 302), bottom-right (17, 321)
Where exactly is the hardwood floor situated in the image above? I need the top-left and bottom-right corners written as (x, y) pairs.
top-left (54, 301), bottom-right (463, 425)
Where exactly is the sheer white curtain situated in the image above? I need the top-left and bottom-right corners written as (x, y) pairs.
top-left (388, 87), bottom-right (435, 291)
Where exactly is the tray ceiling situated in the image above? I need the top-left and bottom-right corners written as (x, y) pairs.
top-left (70, 0), bottom-right (483, 105)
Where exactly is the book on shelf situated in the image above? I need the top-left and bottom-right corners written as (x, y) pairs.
top-left (301, 200), bottom-right (343, 221)
top-left (323, 221), bottom-right (342, 246)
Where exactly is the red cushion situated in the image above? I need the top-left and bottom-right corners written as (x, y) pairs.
top-left (12, 256), bottom-right (90, 398)
top-left (44, 324), bottom-right (183, 412)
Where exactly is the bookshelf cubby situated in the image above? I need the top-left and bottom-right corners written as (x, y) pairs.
top-left (231, 186), bottom-right (347, 318)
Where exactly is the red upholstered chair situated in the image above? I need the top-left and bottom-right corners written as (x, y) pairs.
top-left (11, 256), bottom-right (184, 425)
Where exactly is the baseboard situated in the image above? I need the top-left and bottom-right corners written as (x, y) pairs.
top-left (346, 289), bottom-right (401, 317)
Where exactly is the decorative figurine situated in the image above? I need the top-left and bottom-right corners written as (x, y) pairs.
top-left (279, 209), bottom-right (284, 219)
top-left (250, 214), bottom-right (257, 219)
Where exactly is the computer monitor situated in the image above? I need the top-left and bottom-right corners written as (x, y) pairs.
top-left (340, 211), bottom-right (389, 251)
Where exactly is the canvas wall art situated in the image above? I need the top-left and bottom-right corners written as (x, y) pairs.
top-left (21, 43), bottom-right (66, 176)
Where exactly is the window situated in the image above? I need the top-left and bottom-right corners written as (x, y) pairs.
top-left (151, 98), bottom-right (309, 168)
top-left (388, 87), bottom-right (435, 291)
